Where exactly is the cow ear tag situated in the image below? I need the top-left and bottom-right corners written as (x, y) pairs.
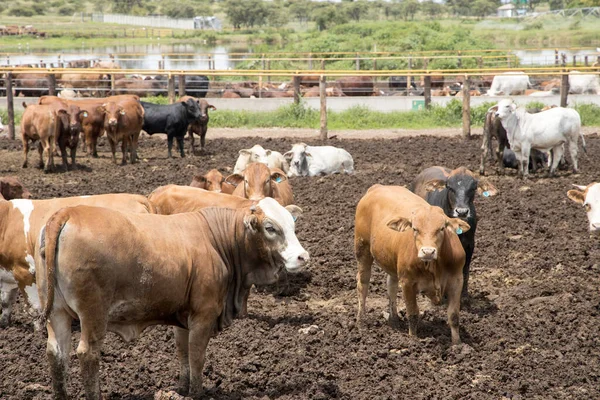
top-left (82, 112), bottom-right (88, 117)
top-left (483, 191), bottom-right (490, 197)
top-left (276, 177), bottom-right (283, 183)
top-left (293, 216), bottom-right (297, 222)
top-left (456, 227), bottom-right (463, 235)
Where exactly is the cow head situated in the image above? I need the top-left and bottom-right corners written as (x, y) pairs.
top-left (568, 183), bottom-right (600, 234)
top-left (97, 102), bottom-right (125, 132)
top-left (199, 99), bottom-right (216, 121)
top-left (0, 177), bottom-right (32, 200)
top-left (284, 143), bottom-right (310, 177)
top-left (182, 98), bottom-right (201, 120)
top-left (424, 167), bottom-right (498, 219)
top-left (244, 197), bottom-right (309, 279)
top-left (387, 207), bottom-right (470, 262)
top-left (191, 169), bottom-right (224, 192)
top-left (495, 99), bottom-right (516, 120)
top-left (226, 163), bottom-right (287, 201)
top-left (64, 105), bottom-right (87, 147)
top-left (239, 145), bottom-right (271, 166)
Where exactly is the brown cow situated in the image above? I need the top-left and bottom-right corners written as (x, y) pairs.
top-left (113, 77), bottom-right (165, 97)
top-left (97, 101), bottom-right (143, 164)
top-left (21, 103), bottom-right (67, 172)
top-left (336, 76), bottom-right (374, 97)
top-left (0, 177), bottom-right (32, 200)
top-left (14, 73), bottom-right (49, 97)
top-left (190, 169), bottom-right (225, 192)
top-left (225, 163), bottom-right (294, 206)
top-left (178, 96), bottom-right (216, 154)
top-left (43, 101), bottom-right (88, 170)
top-left (0, 194), bottom-right (154, 329)
top-left (60, 73), bottom-right (110, 97)
top-left (355, 184), bottom-right (469, 344)
top-left (36, 198), bottom-right (307, 399)
top-left (221, 90), bottom-right (241, 98)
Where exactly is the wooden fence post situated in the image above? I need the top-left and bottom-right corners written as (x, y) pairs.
top-left (457, 51), bottom-right (462, 69)
top-left (267, 60), bottom-right (271, 83)
top-left (48, 74), bottom-right (57, 96)
top-left (319, 75), bottom-right (327, 140)
top-left (178, 75), bottom-right (186, 97)
top-left (168, 75), bottom-right (176, 104)
top-left (555, 49), bottom-right (559, 66)
top-left (573, 55), bottom-right (577, 67)
top-left (6, 73), bottom-right (15, 140)
top-left (560, 72), bottom-right (569, 108)
top-left (477, 57), bottom-right (483, 69)
top-left (407, 57), bottom-right (412, 94)
top-left (111, 74), bottom-right (115, 94)
top-left (308, 54), bottom-right (313, 70)
top-left (208, 55), bottom-right (212, 70)
top-left (355, 52), bottom-right (360, 71)
top-left (424, 75), bottom-right (431, 109)
top-left (462, 75), bottom-right (471, 139)
top-left (293, 76), bottom-right (301, 104)
top-left (585, 55), bottom-right (589, 66)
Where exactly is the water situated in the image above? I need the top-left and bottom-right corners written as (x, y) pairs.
top-left (513, 48), bottom-right (600, 66)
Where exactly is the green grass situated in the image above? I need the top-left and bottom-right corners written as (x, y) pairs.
top-left (4, 100), bottom-right (600, 132)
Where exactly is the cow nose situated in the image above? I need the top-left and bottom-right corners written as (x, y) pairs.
top-left (495, 112), bottom-right (500, 117)
top-left (298, 252), bottom-right (310, 264)
top-left (455, 207), bottom-right (469, 217)
top-left (294, 161), bottom-right (300, 167)
top-left (418, 247), bottom-right (437, 261)
top-left (591, 223), bottom-right (600, 231)
top-left (109, 119), bottom-right (117, 126)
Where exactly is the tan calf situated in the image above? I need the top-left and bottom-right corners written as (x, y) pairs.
top-left (21, 103), bottom-right (67, 172)
top-left (355, 184), bottom-right (470, 344)
top-left (225, 162), bottom-right (294, 206)
top-left (97, 100), bottom-right (144, 164)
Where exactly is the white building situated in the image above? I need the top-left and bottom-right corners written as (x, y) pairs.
top-left (497, 4), bottom-right (516, 17)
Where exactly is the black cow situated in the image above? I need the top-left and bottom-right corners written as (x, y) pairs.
top-left (141, 99), bottom-right (201, 158)
top-left (502, 148), bottom-right (547, 171)
top-left (410, 166), bottom-right (497, 298)
top-left (185, 75), bottom-right (209, 98)
top-left (389, 76), bottom-right (417, 93)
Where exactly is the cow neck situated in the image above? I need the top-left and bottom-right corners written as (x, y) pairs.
top-left (197, 207), bottom-right (248, 330)
top-left (502, 109), bottom-right (523, 145)
top-left (0, 201), bottom-right (9, 251)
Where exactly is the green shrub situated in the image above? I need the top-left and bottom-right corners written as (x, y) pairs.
top-left (523, 21), bottom-right (543, 31)
top-left (8, 7), bottom-right (35, 17)
top-left (31, 3), bottom-right (45, 15)
top-left (58, 5), bottom-right (75, 15)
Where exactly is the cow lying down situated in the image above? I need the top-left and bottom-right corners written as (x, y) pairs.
top-left (37, 198), bottom-right (308, 399)
top-left (285, 143), bottom-right (354, 177)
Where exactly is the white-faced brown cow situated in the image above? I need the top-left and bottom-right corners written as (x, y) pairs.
top-left (355, 184), bottom-right (470, 345)
top-left (225, 162), bottom-right (294, 206)
top-left (36, 198), bottom-right (308, 399)
top-left (189, 169), bottom-right (225, 192)
top-left (0, 195), bottom-right (154, 329)
top-left (568, 183), bottom-right (600, 234)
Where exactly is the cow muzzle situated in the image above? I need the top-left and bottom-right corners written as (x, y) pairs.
top-left (109, 119), bottom-right (118, 126)
top-left (590, 223), bottom-right (600, 234)
top-left (418, 247), bottom-right (438, 261)
top-left (454, 207), bottom-right (470, 218)
top-left (285, 251), bottom-right (310, 273)
top-left (495, 112), bottom-right (500, 117)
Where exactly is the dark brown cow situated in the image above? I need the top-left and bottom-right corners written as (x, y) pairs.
top-left (178, 96), bottom-right (216, 154)
top-left (21, 103), bottom-right (67, 172)
top-left (355, 184), bottom-right (469, 344)
top-left (225, 163), bottom-right (294, 206)
top-left (190, 169), bottom-right (225, 192)
top-left (97, 100), bottom-right (143, 164)
top-left (37, 199), bottom-right (307, 398)
top-left (336, 76), bottom-right (374, 97)
top-left (0, 177), bottom-right (31, 200)
top-left (14, 74), bottom-right (49, 97)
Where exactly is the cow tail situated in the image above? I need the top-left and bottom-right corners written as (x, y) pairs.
top-left (581, 131), bottom-right (587, 154)
top-left (38, 209), bottom-right (70, 325)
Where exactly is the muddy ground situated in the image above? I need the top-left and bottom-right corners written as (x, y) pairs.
top-left (0, 133), bottom-right (599, 400)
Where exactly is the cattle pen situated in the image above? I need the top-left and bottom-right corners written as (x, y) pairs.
top-left (2, 62), bottom-right (599, 140)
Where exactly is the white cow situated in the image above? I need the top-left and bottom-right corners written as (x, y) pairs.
top-left (495, 99), bottom-right (585, 177)
top-left (567, 183), bottom-right (600, 234)
top-left (569, 71), bottom-right (600, 95)
top-left (284, 143), bottom-right (354, 177)
top-left (233, 144), bottom-right (289, 174)
top-left (0, 116), bottom-right (4, 134)
top-left (486, 72), bottom-right (531, 96)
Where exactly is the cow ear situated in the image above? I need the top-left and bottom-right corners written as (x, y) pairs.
top-left (208, 105), bottom-right (216, 110)
top-left (285, 205), bottom-right (303, 222)
top-left (387, 217), bottom-right (412, 232)
top-left (271, 171), bottom-right (287, 183)
top-left (567, 189), bottom-right (586, 205)
top-left (57, 109), bottom-right (68, 116)
top-left (283, 151), bottom-right (292, 160)
top-left (477, 178), bottom-right (498, 197)
top-left (572, 184), bottom-right (587, 191)
top-left (119, 108), bottom-right (126, 115)
top-left (511, 103), bottom-right (517, 112)
top-left (266, 150), bottom-right (272, 156)
top-left (96, 106), bottom-right (105, 113)
top-left (225, 174), bottom-right (244, 188)
top-left (193, 175), bottom-right (207, 188)
top-left (424, 180), bottom-right (446, 192)
top-left (446, 218), bottom-right (471, 234)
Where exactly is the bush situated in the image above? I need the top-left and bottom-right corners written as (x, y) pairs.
top-left (58, 5), bottom-right (75, 15)
top-left (31, 3), bottom-right (45, 15)
top-left (8, 7), bottom-right (35, 17)
top-left (523, 21), bottom-right (543, 30)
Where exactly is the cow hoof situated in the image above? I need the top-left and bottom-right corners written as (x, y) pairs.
top-left (0, 316), bottom-right (9, 328)
top-left (388, 315), bottom-right (401, 329)
top-left (22, 163), bottom-right (27, 169)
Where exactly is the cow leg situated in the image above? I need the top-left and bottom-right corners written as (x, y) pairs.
top-left (549, 144), bottom-right (564, 176)
top-left (462, 250), bottom-right (474, 299)
top-left (70, 145), bottom-right (77, 169)
top-left (167, 136), bottom-right (174, 158)
top-left (58, 140), bottom-right (69, 171)
top-left (188, 317), bottom-right (216, 399)
top-left (108, 137), bottom-right (117, 164)
top-left (22, 139), bottom-right (29, 168)
top-left (568, 139), bottom-right (579, 173)
top-left (0, 281), bottom-right (18, 328)
top-left (446, 276), bottom-right (463, 345)
top-left (200, 125), bottom-right (207, 151)
top-left (77, 320), bottom-right (106, 400)
top-left (46, 309), bottom-right (73, 400)
top-left (37, 142), bottom-right (45, 169)
top-left (401, 282), bottom-right (419, 338)
top-left (177, 136), bottom-right (185, 158)
top-left (387, 274), bottom-right (400, 328)
top-left (175, 327), bottom-right (190, 395)
top-left (355, 240), bottom-right (373, 323)
top-left (121, 137), bottom-right (128, 165)
top-left (188, 129), bottom-right (195, 155)
top-left (520, 145), bottom-right (531, 178)
top-left (46, 138), bottom-right (56, 173)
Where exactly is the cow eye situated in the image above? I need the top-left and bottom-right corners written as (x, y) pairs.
top-left (584, 203), bottom-right (591, 211)
top-left (265, 224), bottom-right (276, 233)
top-left (440, 227), bottom-right (445, 232)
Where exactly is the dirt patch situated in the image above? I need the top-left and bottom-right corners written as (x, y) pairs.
top-left (0, 133), bottom-right (599, 400)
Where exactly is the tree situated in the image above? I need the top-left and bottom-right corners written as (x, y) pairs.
top-left (268, 1), bottom-right (290, 27)
top-left (548, 0), bottom-right (564, 10)
top-left (110, 0), bottom-right (145, 14)
top-left (421, 1), bottom-right (445, 19)
top-left (446, 0), bottom-right (471, 16)
top-left (527, 0), bottom-right (544, 12)
top-left (472, 0), bottom-right (497, 19)
top-left (402, 0), bottom-right (420, 20)
top-left (288, 0), bottom-right (312, 23)
top-left (224, 0), bottom-right (269, 28)
top-left (343, 0), bottom-right (368, 21)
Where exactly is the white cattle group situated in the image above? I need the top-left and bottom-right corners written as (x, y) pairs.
top-left (494, 99), bottom-right (585, 177)
top-left (233, 144), bottom-right (289, 174)
top-left (486, 72), bottom-right (531, 96)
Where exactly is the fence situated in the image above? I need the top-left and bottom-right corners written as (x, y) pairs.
top-left (90, 13), bottom-right (222, 31)
top-left (1, 65), bottom-right (599, 141)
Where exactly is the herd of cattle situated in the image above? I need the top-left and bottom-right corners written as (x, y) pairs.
top-left (2, 59), bottom-right (600, 98)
